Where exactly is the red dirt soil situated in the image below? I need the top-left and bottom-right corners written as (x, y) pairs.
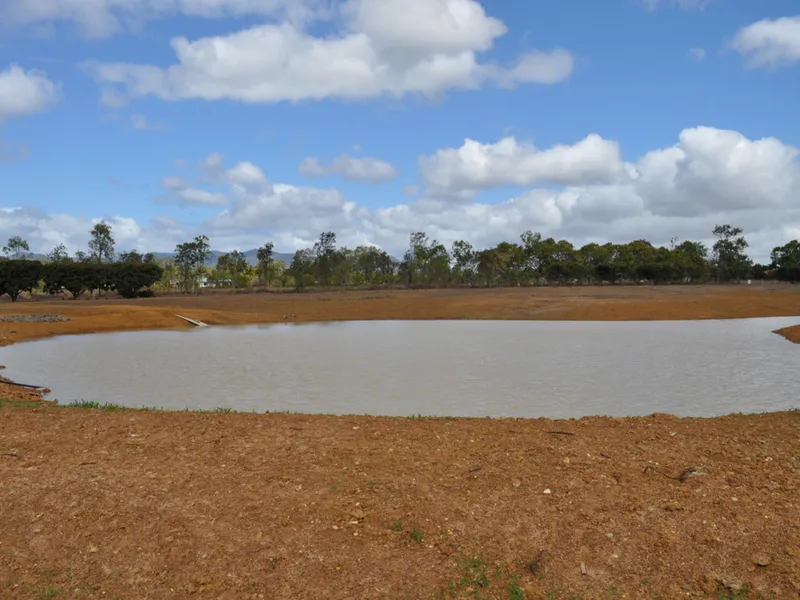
top-left (1, 285), bottom-right (799, 599)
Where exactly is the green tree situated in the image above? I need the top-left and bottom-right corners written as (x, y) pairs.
top-left (174, 235), bottom-right (211, 293)
top-left (288, 248), bottom-right (314, 291)
top-left (0, 260), bottom-right (42, 301)
top-left (3, 236), bottom-right (30, 260)
top-left (313, 231), bottom-right (338, 286)
top-left (256, 242), bottom-right (275, 287)
top-left (47, 243), bottom-right (71, 263)
top-left (216, 250), bottom-right (248, 289)
top-left (88, 221), bottom-right (116, 263)
top-left (451, 240), bottom-right (476, 285)
top-left (109, 263), bottom-right (163, 298)
top-left (712, 225), bottom-right (751, 283)
top-left (770, 240), bottom-right (800, 283)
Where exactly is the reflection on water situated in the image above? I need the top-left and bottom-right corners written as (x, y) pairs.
top-left (0, 318), bottom-right (797, 418)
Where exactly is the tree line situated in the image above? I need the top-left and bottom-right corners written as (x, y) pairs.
top-left (2, 222), bottom-right (799, 300)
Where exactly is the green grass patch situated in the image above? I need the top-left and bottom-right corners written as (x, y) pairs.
top-left (0, 398), bottom-right (41, 409)
top-left (66, 400), bottom-right (127, 411)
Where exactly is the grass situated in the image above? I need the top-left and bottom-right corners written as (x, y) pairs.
top-left (410, 528), bottom-right (423, 544)
top-left (67, 400), bottom-right (126, 411)
top-left (391, 519), bottom-right (403, 532)
top-left (0, 397), bottom-right (41, 409)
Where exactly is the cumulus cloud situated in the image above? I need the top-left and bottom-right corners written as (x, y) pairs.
top-left (4, 126), bottom-right (800, 262)
top-left (731, 16), bottom-right (800, 69)
top-left (0, 0), bottom-right (326, 38)
top-left (420, 134), bottom-right (629, 195)
top-left (0, 207), bottom-right (188, 255)
top-left (84, 0), bottom-right (573, 104)
top-left (299, 154), bottom-right (398, 182)
top-left (0, 64), bottom-right (60, 122)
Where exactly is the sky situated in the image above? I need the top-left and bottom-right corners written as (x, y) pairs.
top-left (0, 0), bottom-right (799, 262)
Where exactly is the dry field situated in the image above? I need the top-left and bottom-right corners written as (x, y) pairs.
top-left (1, 285), bottom-right (799, 599)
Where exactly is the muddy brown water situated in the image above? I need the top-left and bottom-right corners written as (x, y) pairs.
top-left (0, 318), bottom-right (797, 418)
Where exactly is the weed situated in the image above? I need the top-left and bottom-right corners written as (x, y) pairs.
top-left (410, 528), bottom-right (423, 544)
top-left (366, 480), bottom-right (376, 489)
top-left (391, 519), bottom-right (403, 532)
top-left (406, 413), bottom-right (426, 420)
top-left (605, 584), bottom-right (619, 598)
top-left (213, 407), bottom-right (235, 413)
top-left (67, 400), bottom-right (125, 411)
top-left (37, 587), bottom-right (61, 599)
top-left (458, 557), bottom-right (489, 590)
top-left (507, 579), bottom-right (524, 600)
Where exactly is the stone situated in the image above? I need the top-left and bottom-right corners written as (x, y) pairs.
top-left (753, 555), bottom-right (771, 567)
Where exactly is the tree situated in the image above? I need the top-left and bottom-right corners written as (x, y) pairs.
top-left (313, 231), bottom-right (338, 286)
top-left (451, 240), bottom-right (476, 285)
top-left (770, 240), bottom-right (800, 283)
top-left (174, 235), bottom-right (211, 293)
top-left (118, 249), bottom-right (154, 263)
top-left (256, 242), bottom-right (275, 287)
top-left (288, 249), bottom-right (314, 291)
top-left (712, 225), bottom-right (751, 283)
top-left (216, 250), bottom-right (248, 289)
top-left (74, 250), bottom-right (90, 263)
top-left (3, 236), bottom-right (30, 260)
top-left (88, 221), bottom-right (116, 263)
top-left (110, 263), bottom-right (163, 298)
top-left (47, 243), bottom-right (70, 263)
top-left (0, 260), bottom-right (42, 301)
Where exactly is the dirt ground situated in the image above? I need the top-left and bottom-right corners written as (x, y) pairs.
top-left (1, 285), bottom-right (799, 599)
top-left (1, 283), bottom-right (800, 346)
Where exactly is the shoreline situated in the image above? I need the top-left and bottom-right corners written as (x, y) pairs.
top-left (2, 286), bottom-right (800, 598)
top-left (1, 285), bottom-right (799, 413)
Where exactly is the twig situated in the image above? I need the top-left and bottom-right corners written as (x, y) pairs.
top-left (79, 461), bottom-right (97, 466)
top-left (1, 452), bottom-right (20, 458)
top-left (546, 431), bottom-right (575, 436)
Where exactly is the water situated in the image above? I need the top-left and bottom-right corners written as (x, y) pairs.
top-left (0, 318), bottom-right (797, 418)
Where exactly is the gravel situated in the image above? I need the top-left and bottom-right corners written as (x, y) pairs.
top-left (0, 315), bottom-right (71, 323)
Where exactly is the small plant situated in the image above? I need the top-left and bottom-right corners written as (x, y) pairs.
top-left (605, 584), bottom-right (619, 598)
top-left (37, 587), bottom-right (61, 599)
top-left (213, 407), bottom-right (235, 413)
top-left (391, 519), bottom-right (403, 532)
top-left (67, 400), bottom-right (125, 411)
top-left (507, 579), bottom-right (524, 600)
top-left (410, 528), bottom-right (423, 544)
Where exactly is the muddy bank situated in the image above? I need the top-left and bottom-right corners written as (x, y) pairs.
top-left (0, 407), bottom-right (798, 599)
top-left (1, 284), bottom-right (800, 347)
top-left (775, 324), bottom-right (800, 344)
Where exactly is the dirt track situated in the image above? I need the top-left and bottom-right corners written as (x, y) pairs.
top-left (1, 285), bottom-right (799, 599)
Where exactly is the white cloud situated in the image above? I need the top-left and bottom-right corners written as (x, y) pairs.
top-left (688, 47), bottom-right (707, 61)
top-left (731, 16), bottom-right (800, 69)
top-left (639, 0), bottom-right (713, 10)
top-left (299, 154), bottom-right (398, 182)
top-left (4, 126), bottom-right (799, 263)
top-left (420, 134), bottom-right (628, 195)
top-left (84, 0), bottom-right (573, 105)
top-left (130, 113), bottom-right (164, 131)
top-left (0, 0), bottom-right (326, 38)
top-left (0, 64), bottom-right (60, 122)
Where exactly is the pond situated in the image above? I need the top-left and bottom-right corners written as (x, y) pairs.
top-left (0, 318), bottom-right (797, 418)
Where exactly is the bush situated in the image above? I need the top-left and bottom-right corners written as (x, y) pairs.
top-left (0, 260), bottom-right (43, 301)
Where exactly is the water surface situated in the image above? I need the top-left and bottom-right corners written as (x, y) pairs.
top-left (1, 318), bottom-right (797, 418)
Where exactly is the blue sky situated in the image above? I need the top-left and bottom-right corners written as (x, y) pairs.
top-left (0, 0), bottom-right (798, 261)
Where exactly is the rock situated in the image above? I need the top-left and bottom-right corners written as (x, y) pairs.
top-left (512, 479), bottom-right (521, 488)
top-left (700, 573), bottom-right (719, 594)
top-left (543, 489), bottom-right (551, 494)
top-left (661, 500), bottom-right (683, 511)
top-left (753, 555), bottom-right (771, 567)
top-left (350, 509), bottom-right (367, 521)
